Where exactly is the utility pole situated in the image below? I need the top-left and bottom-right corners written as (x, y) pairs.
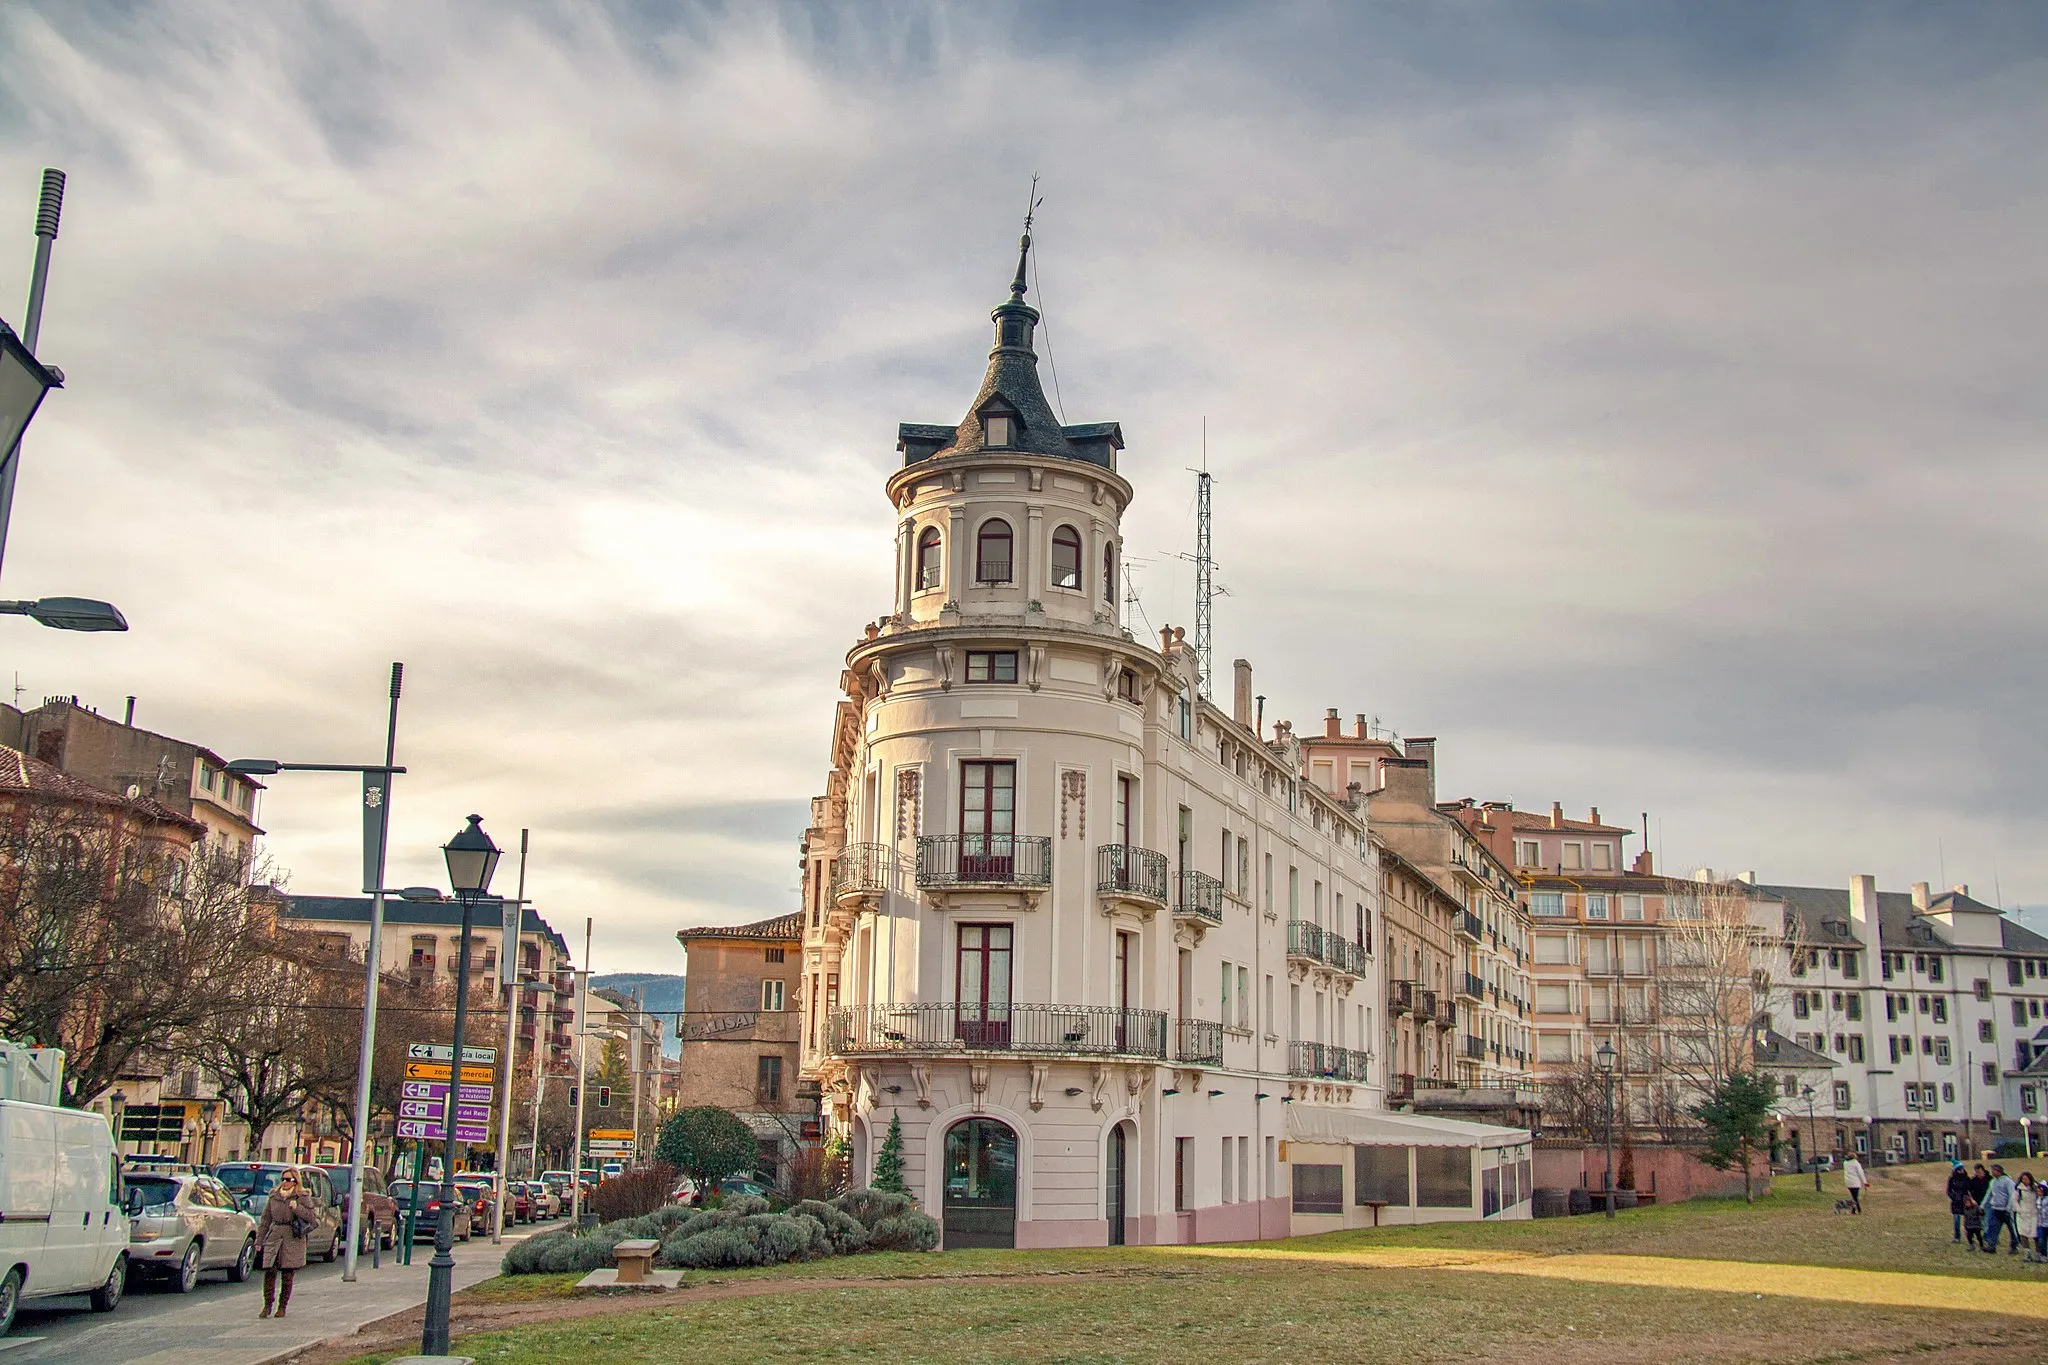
top-left (630, 989), bottom-right (644, 1165)
top-left (0, 168), bottom-right (64, 584)
top-left (1190, 425), bottom-right (1214, 698)
top-left (569, 918), bottom-right (592, 1224)
top-left (491, 829), bottom-right (529, 1244)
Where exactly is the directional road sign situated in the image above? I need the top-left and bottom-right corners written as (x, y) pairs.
top-left (406, 1043), bottom-right (497, 1064)
top-left (401, 1079), bottom-right (492, 1104)
top-left (403, 1061), bottom-right (494, 1084)
top-left (398, 1099), bottom-right (492, 1124)
top-left (397, 1117), bottom-right (490, 1143)
top-left (589, 1129), bottom-right (636, 1141)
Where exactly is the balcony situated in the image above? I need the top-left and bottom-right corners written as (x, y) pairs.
top-left (1460, 972), bottom-right (1485, 1001)
top-left (1174, 1018), bottom-right (1225, 1066)
top-left (1097, 844), bottom-right (1168, 911)
top-left (1463, 1035), bottom-right (1486, 1061)
top-left (1436, 1001), bottom-right (1457, 1029)
top-left (1287, 921), bottom-right (1365, 977)
top-left (832, 842), bottom-right (892, 903)
top-left (1389, 1073), bottom-right (1416, 1102)
top-left (828, 1003), bottom-right (1166, 1059)
top-left (1175, 870), bottom-right (1225, 927)
top-left (917, 835), bottom-right (1052, 893)
top-left (1417, 988), bottom-right (1439, 1022)
top-left (1458, 911), bottom-right (1484, 941)
top-left (1389, 980), bottom-right (1416, 1015)
top-left (1289, 1041), bottom-right (1371, 1083)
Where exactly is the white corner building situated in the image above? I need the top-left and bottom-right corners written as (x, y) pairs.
top-left (794, 235), bottom-right (1529, 1248)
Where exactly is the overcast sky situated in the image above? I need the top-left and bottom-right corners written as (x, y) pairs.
top-left (2, 2), bottom-right (2044, 971)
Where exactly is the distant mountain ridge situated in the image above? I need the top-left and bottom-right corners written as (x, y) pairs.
top-left (592, 972), bottom-right (685, 1057)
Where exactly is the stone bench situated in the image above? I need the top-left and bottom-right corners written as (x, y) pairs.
top-left (612, 1239), bottom-right (660, 1284)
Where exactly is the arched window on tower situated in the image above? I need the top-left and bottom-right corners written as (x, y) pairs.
top-left (1051, 525), bottom-right (1082, 591)
top-left (1103, 542), bottom-right (1117, 603)
top-left (976, 520), bottom-right (1013, 584)
top-left (916, 527), bottom-right (944, 592)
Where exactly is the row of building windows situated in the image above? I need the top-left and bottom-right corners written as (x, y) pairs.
top-left (914, 520), bottom-right (1115, 601)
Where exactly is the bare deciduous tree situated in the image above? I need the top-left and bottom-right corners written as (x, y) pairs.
top-left (1657, 879), bottom-right (1775, 1110)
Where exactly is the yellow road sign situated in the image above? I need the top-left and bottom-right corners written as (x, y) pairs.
top-left (589, 1129), bottom-right (635, 1141)
top-left (403, 1062), bottom-right (495, 1083)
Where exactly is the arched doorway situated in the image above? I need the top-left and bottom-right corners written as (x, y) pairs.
top-left (1106, 1123), bottom-right (1129, 1245)
top-left (943, 1117), bottom-right (1017, 1249)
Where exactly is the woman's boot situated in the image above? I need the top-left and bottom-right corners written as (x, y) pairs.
top-left (276, 1270), bottom-right (293, 1318)
top-left (260, 1271), bottom-right (274, 1318)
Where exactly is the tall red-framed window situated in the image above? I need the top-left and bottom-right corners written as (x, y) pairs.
top-left (957, 923), bottom-right (1013, 1047)
top-left (976, 519), bottom-right (1013, 583)
top-left (1051, 526), bottom-right (1083, 590)
top-left (916, 527), bottom-right (944, 592)
top-left (959, 760), bottom-right (1015, 879)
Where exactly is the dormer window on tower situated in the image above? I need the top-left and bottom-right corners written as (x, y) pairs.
top-left (984, 414), bottom-right (1013, 447)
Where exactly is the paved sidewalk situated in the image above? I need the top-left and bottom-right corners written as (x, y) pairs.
top-left (4, 1229), bottom-right (530, 1365)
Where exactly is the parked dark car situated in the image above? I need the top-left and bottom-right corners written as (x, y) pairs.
top-left (504, 1182), bottom-right (533, 1223)
top-left (453, 1181), bottom-right (496, 1236)
top-left (210, 1163), bottom-right (345, 1262)
top-left (321, 1164), bottom-right (398, 1252)
top-left (388, 1180), bottom-right (471, 1242)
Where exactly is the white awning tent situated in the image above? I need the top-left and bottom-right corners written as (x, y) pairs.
top-left (1285, 1105), bottom-right (1528, 1149)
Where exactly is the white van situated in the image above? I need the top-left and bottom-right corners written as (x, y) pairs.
top-left (0, 1068), bottom-right (130, 1333)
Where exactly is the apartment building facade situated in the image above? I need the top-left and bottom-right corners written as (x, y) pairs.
top-left (793, 246), bottom-right (1527, 1247)
top-left (676, 912), bottom-right (811, 1178)
top-left (1752, 877), bottom-right (2048, 1165)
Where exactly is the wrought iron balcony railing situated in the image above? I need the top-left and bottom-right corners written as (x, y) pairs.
top-left (1289, 1041), bottom-right (1371, 1083)
top-left (1436, 1001), bottom-right (1457, 1028)
top-left (1460, 972), bottom-right (1486, 1000)
top-left (1174, 1017), bottom-right (1224, 1065)
top-left (1463, 1035), bottom-right (1486, 1060)
top-left (1096, 844), bottom-right (1168, 903)
top-left (916, 834), bottom-right (1052, 889)
top-left (827, 1002), bottom-right (1167, 1059)
top-left (1175, 870), bottom-right (1225, 925)
top-left (832, 842), bottom-right (892, 899)
top-left (1459, 910), bottom-right (1484, 941)
top-left (1389, 979), bottom-right (1416, 1015)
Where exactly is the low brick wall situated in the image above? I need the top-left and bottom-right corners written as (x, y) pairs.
top-left (1534, 1141), bottom-right (1770, 1204)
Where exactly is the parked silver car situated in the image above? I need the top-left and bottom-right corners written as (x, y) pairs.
top-left (122, 1173), bottom-right (257, 1292)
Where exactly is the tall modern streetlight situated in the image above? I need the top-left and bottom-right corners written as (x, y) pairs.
top-left (0, 319), bottom-right (61, 479)
top-left (1801, 1084), bottom-right (1821, 1192)
top-left (422, 814), bottom-right (501, 1359)
top-left (226, 662), bottom-right (405, 1282)
top-left (1595, 1040), bottom-right (1617, 1219)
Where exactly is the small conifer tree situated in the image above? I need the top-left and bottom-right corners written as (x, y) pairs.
top-left (873, 1111), bottom-right (907, 1194)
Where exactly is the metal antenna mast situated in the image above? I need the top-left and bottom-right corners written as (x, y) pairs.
top-left (1190, 419), bottom-right (1215, 698)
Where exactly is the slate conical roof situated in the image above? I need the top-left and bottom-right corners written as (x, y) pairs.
top-left (897, 228), bottom-right (1123, 470)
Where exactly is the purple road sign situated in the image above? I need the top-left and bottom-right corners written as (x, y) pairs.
top-left (396, 1117), bottom-right (490, 1143)
top-left (401, 1079), bottom-right (492, 1104)
top-left (397, 1099), bottom-right (491, 1124)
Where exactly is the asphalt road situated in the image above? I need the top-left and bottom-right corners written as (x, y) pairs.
top-left (3, 1220), bottom-right (543, 1365)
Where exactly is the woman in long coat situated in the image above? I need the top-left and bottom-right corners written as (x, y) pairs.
top-left (255, 1170), bottom-right (319, 1319)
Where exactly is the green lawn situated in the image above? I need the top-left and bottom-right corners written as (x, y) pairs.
top-left (335, 1166), bottom-right (2044, 1365)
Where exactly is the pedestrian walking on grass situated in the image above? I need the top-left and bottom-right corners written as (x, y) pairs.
top-left (255, 1171), bottom-right (319, 1319)
top-left (1948, 1163), bottom-right (1974, 1242)
top-left (1964, 1198), bottom-right (1986, 1249)
top-left (1843, 1155), bottom-right (1867, 1213)
top-left (1982, 1165), bottom-right (2019, 1255)
top-left (2016, 1174), bottom-right (2040, 1263)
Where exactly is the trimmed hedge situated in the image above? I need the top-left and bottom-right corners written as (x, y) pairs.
top-left (501, 1188), bottom-right (938, 1275)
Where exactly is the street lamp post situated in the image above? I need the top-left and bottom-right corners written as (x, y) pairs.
top-left (1595, 1041), bottom-right (1616, 1219)
top-left (2023, 1116), bottom-right (2034, 1161)
top-left (422, 815), bottom-right (501, 1359)
top-left (226, 663), bottom-right (407, 1283)
top-left (1802, 1085), bottom-right (1821, 1192)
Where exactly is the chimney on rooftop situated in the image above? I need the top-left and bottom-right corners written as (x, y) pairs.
top-left (1590, 806), bottom-right (1600, 826)
top-left (1324, 708), bottom-right (1341, 739)
top-left (1632, 850), bottom-right (1654, 875)
top-left (1911, 882), bottom-right (1930, 911)
top-left (1404, 737), bottom-right (1436, 803)
top-left (1849, 874), bottom-right (1877, 941)
top-left (1232, 660), bottom-right (1252, 727)
top-left (1550, 802), bottom-right (1564, 829)
top-left (1952, 883), bottom-right (1969, 898)
top-left (123, 697), bottom-right (135, 726)
top-left (1354, 713), bottom-right (1367, 739)
top-left (1255, 695), bottom-right (1265, 737)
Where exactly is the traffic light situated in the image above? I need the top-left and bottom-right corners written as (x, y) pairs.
top-left (568, 1085), bottom-right (578, 1107)
top-left (598, 1085), bottom-right (611, 1108)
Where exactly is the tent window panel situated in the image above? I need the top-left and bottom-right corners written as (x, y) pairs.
top-left (1353, 1145), bottom-right (1410, 1207)
top-left (1415, 1146), bottom-right (1474, 1208)
top-left (1291, 1164), bottom-right (1344, 1215)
